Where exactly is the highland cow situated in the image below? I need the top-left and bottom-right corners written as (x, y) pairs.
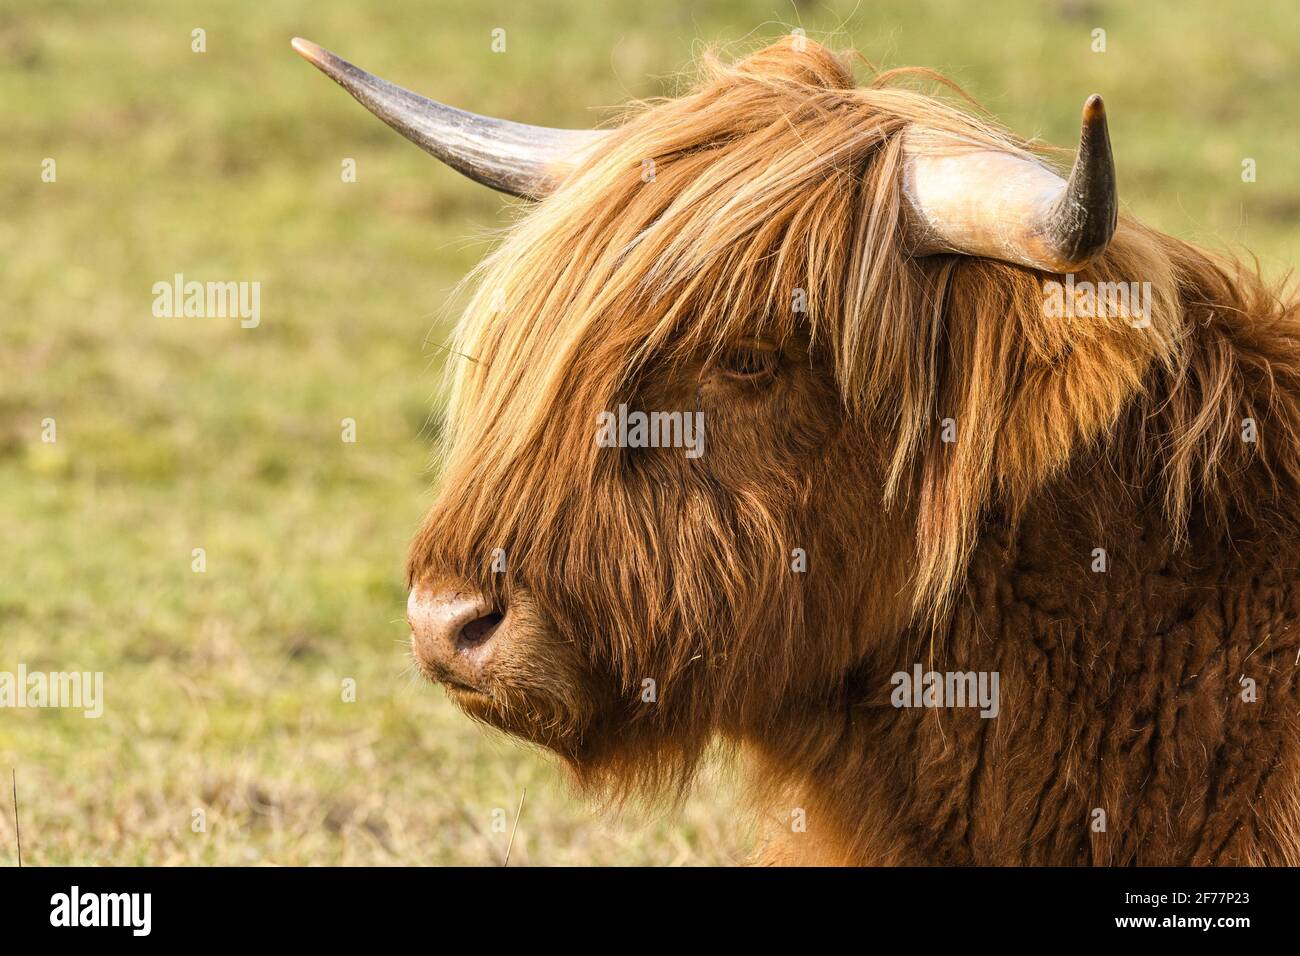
top-left (295, 36), bottom-right (1300, 865)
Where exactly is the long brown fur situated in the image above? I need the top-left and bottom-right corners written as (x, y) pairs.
top-left (406, 39), bottom-right (1300, 865)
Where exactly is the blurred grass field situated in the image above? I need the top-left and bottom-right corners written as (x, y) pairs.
top-left (1, 0), bottom-right (1297, 865)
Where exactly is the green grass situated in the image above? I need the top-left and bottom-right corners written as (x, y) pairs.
top-left (1, 0), bottom-right (1297, 864)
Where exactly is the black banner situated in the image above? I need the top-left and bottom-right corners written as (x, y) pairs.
top-left (0, 866), bottom-right (1278, 941)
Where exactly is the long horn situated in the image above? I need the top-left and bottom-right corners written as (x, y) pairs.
top-left (291, 38), bottom-right (606, 199)
top-left (901, 95), bottom-right (1117, 273)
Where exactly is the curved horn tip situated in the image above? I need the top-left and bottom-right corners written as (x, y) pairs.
top-left (291, 37), bottom-right (350, 83)
top-left (1043, 92), bottom-right (1117, 272)
top-left (290, 37), bottom-right (326, 64)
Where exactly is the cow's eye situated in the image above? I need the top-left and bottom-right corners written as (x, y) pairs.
top-left (715, 344), bottom-right (779, 382)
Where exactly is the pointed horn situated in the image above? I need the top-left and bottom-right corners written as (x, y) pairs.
top-left (902, 95), bottom-right (1118, 273)
top-left (291, 38), bottom-right (606, 199)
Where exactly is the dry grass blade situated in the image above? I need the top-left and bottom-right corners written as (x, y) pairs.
top-left (11, 769), bottom-right (21, 868)
top-left (502, 787), bottom-right (526, 867)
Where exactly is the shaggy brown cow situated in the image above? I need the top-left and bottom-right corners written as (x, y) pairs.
top-left (294, 36), bottom-right (1300, 865)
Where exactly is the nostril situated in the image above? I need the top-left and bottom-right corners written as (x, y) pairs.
top-left (456, 610), bottom-right (504, 651)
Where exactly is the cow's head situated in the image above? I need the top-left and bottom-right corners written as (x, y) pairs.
top-left (295, 37), bottom-right (1173, 794)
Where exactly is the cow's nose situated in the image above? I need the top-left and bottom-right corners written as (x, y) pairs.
top-left (407, 588), bottom-right (505, 689)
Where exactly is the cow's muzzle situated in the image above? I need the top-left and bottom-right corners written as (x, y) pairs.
top-left (407, 586), bottom-right (505, 693)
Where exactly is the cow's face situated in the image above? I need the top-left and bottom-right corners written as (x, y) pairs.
top-left (402, 50), bottom-right (940, 785)
top-left (281, 35), bottom-right (1126, 788)
top-left (406, 287), bottom-right (917, 780)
